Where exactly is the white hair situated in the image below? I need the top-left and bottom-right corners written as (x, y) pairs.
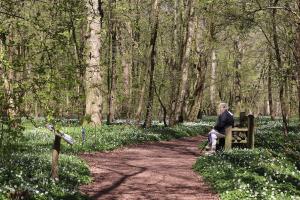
top-left (219, 102), bottom-right (229, 110)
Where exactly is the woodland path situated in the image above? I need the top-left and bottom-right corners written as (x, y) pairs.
top-left (79, 135), bottom-right (219, 200)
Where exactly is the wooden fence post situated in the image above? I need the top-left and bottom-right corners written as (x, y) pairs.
top-left (247, 114), bottom-right (255, 149)
top-left (225, 126), bottom-right (232, 151)
top-left (51, 135), bottom-right (61, 180)
top-left (46, 124), bottom-right (74, 181)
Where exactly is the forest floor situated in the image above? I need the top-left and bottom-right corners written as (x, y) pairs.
top-left (79, 134), bottom-right (219, 200)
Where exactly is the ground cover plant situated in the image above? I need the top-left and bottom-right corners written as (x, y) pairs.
top-left (0, 120), bottom-right (210, 200)
top-left (194, 117), bottom-right (300, 200)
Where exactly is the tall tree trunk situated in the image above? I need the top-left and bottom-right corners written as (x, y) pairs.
top-left (175, 0), bottom-right (194, 123)
top-left (154, 82), bottom-right (168, 127)
top-left (0, 34), bottom-right (4, 118)
top-left (297, 82), bottom-right (300, 121)
top-left (120, 21), bottom-right (133, 121)
top-left (187, 55), bottom-right (207, 121)
top-left (34, 102), bottom-right (39, 119)
top-left (168, 0), bottom-right (182, 126)
top-left (210, 49), bottom-right (217, 115)
top-left (271, 1), bottom-right (288, 134)
top-left (267, 59), bottom-right (275, 120)
top-left (168, 63), bottom-right (178, 126)
top-left (1, 28), bottom-right (17, 120)
top-left (187, 16), bottom-right (207, 121)
top-left (85, 0), bottom-right (103, 124)
top-left (135, 75), bottom-right (146, 124)
top-left (143, 0), bottom-right (159, 128)
top-left (209, 17), bottom-right (217, 115)
top-left (233, 37), bottom-right (242, 115)
top-left (121, 48), bottom-right (131, 120)
top-left (107, 0), bottom-right (117, 124)
top-left (71, 12), bottom-right (86, 117)
top-left (131, 0), bottom-right (141, 111)
top-left (294, 0), bottom-right (300, 124)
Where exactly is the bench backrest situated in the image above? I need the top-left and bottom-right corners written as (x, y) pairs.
top-left (239, 112), bottom-right (248, 127)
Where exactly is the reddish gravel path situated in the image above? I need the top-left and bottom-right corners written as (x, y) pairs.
top-left (79, 135), bottom-right (219, 200)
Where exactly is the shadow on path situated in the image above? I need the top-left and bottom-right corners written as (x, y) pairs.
top-left (80, 135), bottom-right (219, 200)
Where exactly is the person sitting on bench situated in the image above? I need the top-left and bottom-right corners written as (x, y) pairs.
top-left (205, 103), bottom-right (234, 154)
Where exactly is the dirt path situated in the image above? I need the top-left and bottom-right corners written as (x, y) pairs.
top-left (79, 135), bottom-right (219, 200)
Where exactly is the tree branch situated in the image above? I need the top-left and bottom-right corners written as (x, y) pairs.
top-left (0, 10), bottom-right (25, 19)
top-left (267, 6), bottom-right (300, 21)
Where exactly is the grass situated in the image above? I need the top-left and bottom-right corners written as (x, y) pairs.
top-left (193, 118), bottom-right (300, 200)
top-left (0, 120), bottom-right (210, 200)
top-left (2, 116), bottom-right (299, 200)
top-left (0, 152), bottom-right (90, 200)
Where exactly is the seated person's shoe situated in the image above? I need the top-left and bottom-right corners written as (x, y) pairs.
top-left (204, 150), bottom-right (216, 156)
top-left (205, 144), bottom-right (211, 151)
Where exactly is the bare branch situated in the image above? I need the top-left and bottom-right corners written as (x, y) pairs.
top-left (0, 10), bottom-right (25, 19)
top-left (267, 6), bottom-right (300, 21)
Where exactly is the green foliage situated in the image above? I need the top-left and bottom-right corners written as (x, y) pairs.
top-left (22, 122), bottom-right (211, 153)
top-left (194, 119), bottom-right (300, 200)
top-left (0, 121), bottom-right (209, 199)
top-left (0, 50), bottom-right (25, 154)
top-left (0, 153), bottom-right (90, 200)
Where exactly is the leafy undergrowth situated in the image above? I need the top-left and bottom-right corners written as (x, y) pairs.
top-left (21, 122), bottom-right (211, 153)
top-left (0, 122), bottom-right (210, 199)
top-left (194, 119), bottom-right (300, 200)
top-left (0, 153), bottom-right (90, 200)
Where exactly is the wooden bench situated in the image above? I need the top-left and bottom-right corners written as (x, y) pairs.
top-left (224, 114), bottom-right (255, 151)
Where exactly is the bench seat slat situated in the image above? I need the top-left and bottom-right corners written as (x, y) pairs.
top-left (232, 128), bottom-right (248, 132)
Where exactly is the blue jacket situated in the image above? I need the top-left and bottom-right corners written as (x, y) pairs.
top-left (214, 110), bottom-right (234, 134)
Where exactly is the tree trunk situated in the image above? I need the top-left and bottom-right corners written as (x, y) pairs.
top-left (121, 49), bottom-right (131, 120)
top-left (120, 21), bottom-right (133, 121)
top-left (175, 0), bottom-right (194, 123)
top-left (168, 0), bottom-right (180, 126)
top-left (187, 17), bottom-right (207, 121)
top-left (297, 83), bottom-right (300, 122)
top-left (70, 13), bottom-right (86, 117)
top-left (294, 0), bottom-right (300, 124)
top-left (168, 63), bottom-right (179, 126)
top-left (107, 0), bottom-right (117, 124)
top-left (154, 82), bottom-right (168, 127)
top-left (268, 54), bottom-right (275, 120)
top-left (85, 0), bottom-right (103, 125)
top-left (233, 37), bottom-right (242, 115)
top-left (143, 0), bottom-right (159, 128)
top-left (271, 1), bottom-right (288, 134)
top-left (210, 49), bottom-right (217, 115)
top-left (1, 29), bottom-right (17, 120)
top-left (187, 55), bottom-right (207, 121)
top-left (34, 102), bottom-right (39, 119)
top-left (135, 75), bottom-right (147, 124)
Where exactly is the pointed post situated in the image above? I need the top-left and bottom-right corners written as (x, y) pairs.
top-left (51, 135), bottom-right (61, 180)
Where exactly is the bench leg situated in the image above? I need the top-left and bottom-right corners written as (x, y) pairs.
top-left (247, 115), bottom-right (255, 149)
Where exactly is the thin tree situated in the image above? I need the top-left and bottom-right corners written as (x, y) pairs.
top-left (233, 37), bottom-right (242, 115)
top-left (267, 51), bottom-right (275, 120)
top-left (143, 0), bottom-right (160, 128)
top-left (271, 0), bottom-right (288, 134)
top-left (294, 0), bottom-right (300, 123)
top-left (107, 0), bottom-right (117, 124)
top-left (175, 0), bottom-right (195, 123)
